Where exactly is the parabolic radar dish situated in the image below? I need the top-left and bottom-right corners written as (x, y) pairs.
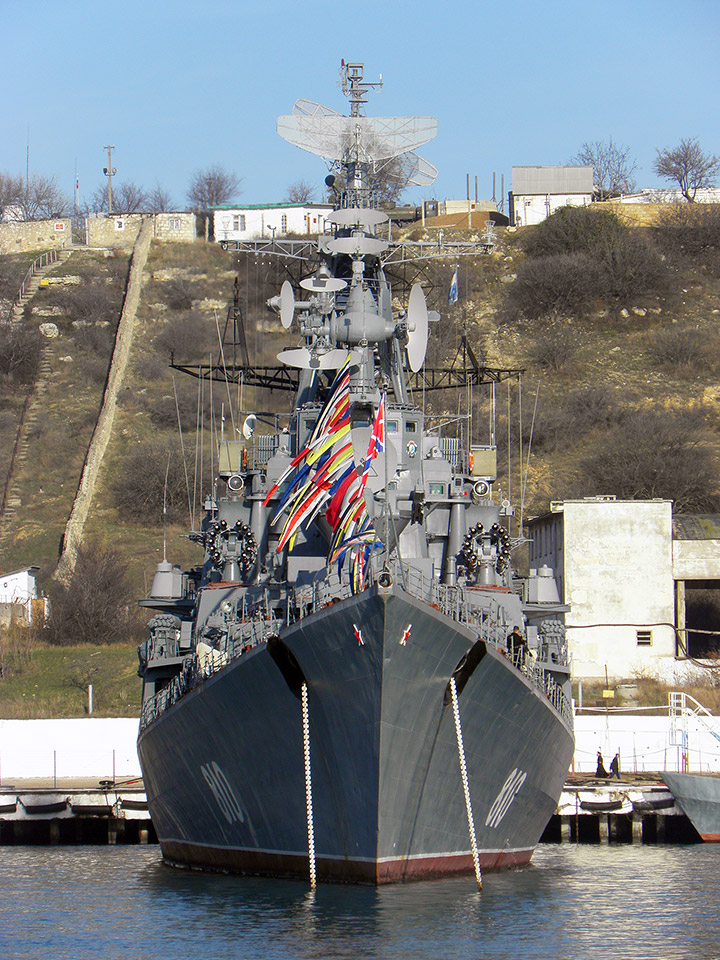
top-left (277, 99), bottom-right (438, 187)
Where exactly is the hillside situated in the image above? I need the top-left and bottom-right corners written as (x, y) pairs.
top-left (0, 204), bottom-right (719, 716)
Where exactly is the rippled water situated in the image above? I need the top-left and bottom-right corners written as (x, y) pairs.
top-left (2, 844), bottom-right (719, 959)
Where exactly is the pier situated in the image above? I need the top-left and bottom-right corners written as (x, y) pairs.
top-left (0, 778), bottom-right (156, 846)
top-left (541, 774), bottom-right (701, 845)
top-left (0, 774), bottom-right (703, 848)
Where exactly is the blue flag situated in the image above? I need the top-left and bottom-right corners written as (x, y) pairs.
top-left (448, 267), bottom-right (459, 305)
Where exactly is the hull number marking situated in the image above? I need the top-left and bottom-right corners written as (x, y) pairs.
top-left (200, 761), bottom-right (245, 824)
top-left (485, 768), bottom-right (527, 828)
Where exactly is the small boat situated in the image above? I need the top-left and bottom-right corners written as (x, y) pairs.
top-left (662, 772), bottom-right (720, 840)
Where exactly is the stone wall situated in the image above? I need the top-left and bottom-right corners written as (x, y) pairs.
top-left (0, 218), bottom-right (71, 253)
top-left (85, 212), bottom-right (196, 248)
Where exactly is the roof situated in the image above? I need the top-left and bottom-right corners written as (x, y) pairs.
top-left (0, 566), bottom-right (40, 579)
top-left (673, 515), bottom-right (720, 541)
top-left (211, 202), bottom-right (334, 211)
top-left (512, 165), bottom-right (594, 196)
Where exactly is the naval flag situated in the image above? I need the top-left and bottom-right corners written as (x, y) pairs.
top-left (448, 266), bottom-right (459, 305)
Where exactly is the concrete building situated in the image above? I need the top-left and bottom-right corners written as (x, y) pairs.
top-left (84, 213), bottom-right (196, 248)
top-left (0, 218), bottom-right (71, 254)
top-left (213, 203), bottom-right (334, 243)
top-left (527, 498), bottom-right (720, 682)
top-left (509, 165), bottom-right (594, 226)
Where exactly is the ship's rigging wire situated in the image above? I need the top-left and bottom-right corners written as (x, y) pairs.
top-left (215, 310), bottom-right (237, 442)
top-left (172, 374), bottom-right (194, 530)
top-left (518, 374), bottom-right (524, 533)
top-left (522, 382), bottom-right (542, 534)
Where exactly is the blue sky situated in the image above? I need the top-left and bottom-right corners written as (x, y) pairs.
top-left (2, 0), bottom-right (718, 210)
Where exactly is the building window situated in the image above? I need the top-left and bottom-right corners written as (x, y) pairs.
top-left (281, 214), bottom-right (288, 232)
top-left (168, 218), bottom-right (181, 230)
top-left (637, 630), bottom-right (653, 646)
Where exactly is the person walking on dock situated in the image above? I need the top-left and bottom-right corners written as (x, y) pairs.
top-left (609, 753), bottom-right (621, 780)
top-left (596, 751), bottom-right (609, 778)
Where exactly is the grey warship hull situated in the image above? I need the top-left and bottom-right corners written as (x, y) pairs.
top-left (662, 772), bottom-right (720, 842)
top-left (139, 586), bottom-right (573, 882)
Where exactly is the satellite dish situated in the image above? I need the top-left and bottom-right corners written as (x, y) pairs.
top-left (280, 281), bottom-right (295, 329)
top-left (327, 236), bottom-right (388, 257)
top-left (299, 276), bottom-right (347, 292)
top-left (277, 348), bottom-right (360, 370)
top-left (406, 283), bottom-right (429, 373)
top-left (329, 207), bottom-right (388, 227)
top-left (277, 348), bottom-right (312, 368)
top-left (242, 415), bottom-right (257, 440)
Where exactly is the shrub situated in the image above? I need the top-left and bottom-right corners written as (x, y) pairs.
top-left (163, 278), bottom-right (195, 311)
top-left (43, 542), bottom-right (140, 646)
top-left (112, 442), bottom-right (191, 524)
top-left (648, 325), bottom-right (710, 370)
top-left (597, 230), bottom-right (671, 302)
top-left (523, 204), bottom-right (627, 259)
top-left (154, 311), bottom-right (214, 362)
top-left (508, 253), bottom-right (602, 320)
top-left (656, 203), bottom-right (720, 275)
top-left (507, 205), bottom-right (672, 320)
top-left (528, 385), bottom-right (625, 453)
top-left (54, 283), bottom-right (117, 324)
top-left (574, 407), bottom-right (720, 512)
top-left (526, 319), bottom-right (580, 371)
top-left (0, 321), bottom-right (43, 384)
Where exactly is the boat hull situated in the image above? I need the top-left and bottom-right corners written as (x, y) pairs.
top-left (662, 772), bottom-right (720, 841)
top-left (138, 586), bottom-right (574, 882)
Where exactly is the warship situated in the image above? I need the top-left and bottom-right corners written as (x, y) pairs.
top-left (137, 62), bottom-right (574, 885)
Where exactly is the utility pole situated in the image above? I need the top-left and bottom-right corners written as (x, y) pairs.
top-left (103, 145), bottom-right (116, 215)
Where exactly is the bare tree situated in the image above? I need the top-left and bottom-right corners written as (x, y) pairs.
top-left (571, 138), bottom-right (637, 200)
top-left (0, 172), bottom-right (25, 219)
top-left (112, 181), bottom-right (149, 213)
top-left (43, 542), bottom-right (139, 646)
top-left (86, 180), bottom-right (149, 214)
top-left (147, 182), bottom-right (174, 212)
top-left (285, 179), bottom-right (316, 203)
top-left (654, 138), bottom-right (720, 202)
top-left (187, 165), bottom-right (242, 208)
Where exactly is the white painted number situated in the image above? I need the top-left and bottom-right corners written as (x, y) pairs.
top-left (485, 768), bottom-right (527, 828)
top-left (200, 761), bottom-right (245, 824)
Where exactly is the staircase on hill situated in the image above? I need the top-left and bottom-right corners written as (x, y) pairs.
top-left (0, 248), bottom-right (75, 539)
top-left (8, 248), bottom-right (74, 323)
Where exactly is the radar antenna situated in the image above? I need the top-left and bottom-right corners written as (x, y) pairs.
top-left (276, 62), bottom-right (438, 205)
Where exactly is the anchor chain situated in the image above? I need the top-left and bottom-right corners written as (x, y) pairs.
top-left (450, 675), bottom-right (482, 889)
top-left (301, 681), bottom-right (317, 889)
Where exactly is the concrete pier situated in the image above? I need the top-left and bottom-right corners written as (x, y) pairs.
top-left (0, 778), bottom-right (156, 846)
top-left (540, 775), bottom-right (702, 845)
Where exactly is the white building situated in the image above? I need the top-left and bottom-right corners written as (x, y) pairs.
top-left (0, 566), bottom-right (45, 625)
top-left (610, 187), bottom-right (720, 204)
top-left (509, 165), bottom-right (594, 226)
top-left (527, 498), bottom-right (720, 682)
top-left (213, 203), bottom-right (334, 242)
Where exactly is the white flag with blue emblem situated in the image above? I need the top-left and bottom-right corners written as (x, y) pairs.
top-left (448, 266), bottom-right (459, 305)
